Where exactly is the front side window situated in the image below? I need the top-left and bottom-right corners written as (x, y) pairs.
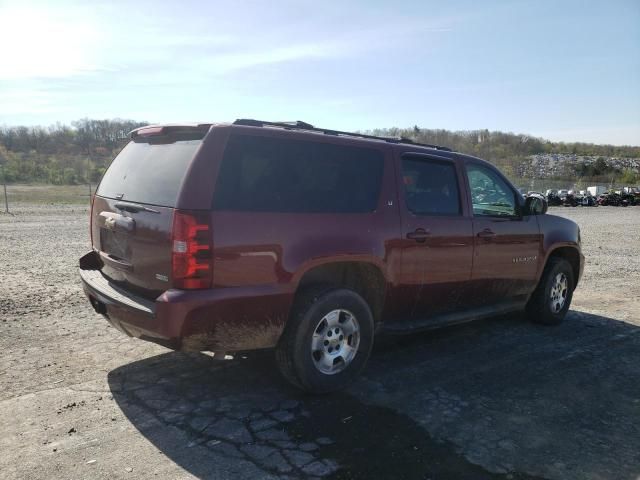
top-left (401, 157), bottom-right (461, 216)
top-left (213, 135), bottom-right (384, 213)
top-left (465, 163), bottom-right (517, 217)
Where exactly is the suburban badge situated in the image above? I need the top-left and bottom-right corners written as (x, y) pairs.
top-left (513, 255), bottom-right (537, 263)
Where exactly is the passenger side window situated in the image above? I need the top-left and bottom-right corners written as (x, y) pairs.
top-left (465, 164), bottom-right (517, 217)
top-left (213, 135), bottom-right (384, 213)
top-left (401, 157), bottom-right (461, 216)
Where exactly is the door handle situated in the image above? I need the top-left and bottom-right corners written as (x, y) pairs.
top-left (407, 228), bottom-right (431, 242)
top-left (477, 228), bottom-right (496, 238)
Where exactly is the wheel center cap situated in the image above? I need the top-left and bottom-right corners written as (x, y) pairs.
top-left (326, 327), bottom-right (343, 351)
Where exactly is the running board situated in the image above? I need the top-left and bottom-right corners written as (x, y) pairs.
top-left (382, 299), bottom-right (527, 334)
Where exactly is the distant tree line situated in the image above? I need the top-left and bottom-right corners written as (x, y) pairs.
top-left (0, 120), bottom-right (638, 185)
top-left (0, 118), bottom-right (148, 184)
top-left (373, 126), bottom-right (640, 160)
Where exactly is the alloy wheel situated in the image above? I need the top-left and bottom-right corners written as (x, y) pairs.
top-left (310, 309), bottom-right (360, 375)
top-left (549, 272), bottom-right (569, 313)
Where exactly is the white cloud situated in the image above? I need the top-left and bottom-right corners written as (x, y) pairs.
top-left (193, 20), bottom-right (452, 75)
top-left (0, 4), bottom-right (101, 79)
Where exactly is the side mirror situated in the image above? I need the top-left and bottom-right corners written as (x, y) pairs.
top-left (524, 193), bottom-right (548, 215)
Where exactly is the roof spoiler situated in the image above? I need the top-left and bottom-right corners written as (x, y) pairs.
top-left (129, 124), bottom-right (212, 139)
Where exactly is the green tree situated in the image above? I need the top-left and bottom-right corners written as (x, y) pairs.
top-left (620, 169), bottom-right (638, 185)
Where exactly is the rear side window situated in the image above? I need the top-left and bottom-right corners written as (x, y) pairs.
top-left (213, 135), bottom-right (384, 213)
top-left (97, 139), bottom-right (201, 207)
top-left (401, 157), bottom-right (461, 216)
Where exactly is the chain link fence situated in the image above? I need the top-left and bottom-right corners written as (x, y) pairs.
top-left (0, 184), bottom-right (93, 214)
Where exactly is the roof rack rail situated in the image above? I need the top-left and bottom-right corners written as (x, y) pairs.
top-left (232, 118), bottom-right (452, 152)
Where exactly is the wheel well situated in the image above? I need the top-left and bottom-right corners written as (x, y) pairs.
top-left (548, 247), bottom-right (581, 288)
top-left (296, 262), bottom-right (387, 324)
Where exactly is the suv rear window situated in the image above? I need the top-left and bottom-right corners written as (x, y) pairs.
top-left (97, 139), bottom-right (201, 207)
top-left (213, 134), bottom-right (384, 213)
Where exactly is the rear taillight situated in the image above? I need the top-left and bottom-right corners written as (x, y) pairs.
top-left (171, 210), bottom-right (212, 289)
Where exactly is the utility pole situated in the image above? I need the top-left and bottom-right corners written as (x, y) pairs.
top-left (0, 164), bottom-right (10, 215)
top-left (3, 182), bottom-right (8, 214)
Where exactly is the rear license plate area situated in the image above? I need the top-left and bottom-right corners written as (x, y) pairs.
top-left (100, 228), bottom-right (130, 260)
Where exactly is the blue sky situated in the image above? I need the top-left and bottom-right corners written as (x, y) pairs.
top-left (0, 0), bottom-right (639, 145)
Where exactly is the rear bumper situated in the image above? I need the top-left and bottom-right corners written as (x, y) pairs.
top-left (79, 253), bottom-right (292, 352)
top-left (80, 267), bottom-right (178, 348)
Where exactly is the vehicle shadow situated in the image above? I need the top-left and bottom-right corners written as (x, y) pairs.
top-left (108, 311), bottom-right (640, 480)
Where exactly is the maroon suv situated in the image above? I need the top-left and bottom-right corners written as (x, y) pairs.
top-left (80, 119), bottom-right (584, 393)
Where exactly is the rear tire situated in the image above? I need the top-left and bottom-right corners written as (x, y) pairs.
top-left (526, 257), bottom-right (574, 325)
top-left (276, 287), bottom-right (374, 394)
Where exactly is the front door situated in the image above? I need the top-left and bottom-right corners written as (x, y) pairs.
top-left (397, 154), bottom-right (474, 320)
top-left (464, 162), bottom-right (541, 306)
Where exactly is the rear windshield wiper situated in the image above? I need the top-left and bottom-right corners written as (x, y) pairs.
top-left (114, 202), bottom-right (160, 214)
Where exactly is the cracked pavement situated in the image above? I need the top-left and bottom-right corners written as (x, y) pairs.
top-left (1, 203), bottom-right (639, 479)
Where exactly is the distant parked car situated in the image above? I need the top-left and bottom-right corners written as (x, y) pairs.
top-left (620, 190), bottom-right (638, 206)
top-left (562, 193), bottom-right (578, 207)
top-left (587, 186), bottom-right (606, 197)
top-left (621, 187), bottom-right (639, 205)
top-left (546, 190), bottom-right (562, 206)
top-left (575, 192), bottom-right (597, 207)
top-left (598, 192), bottom-right (628, 206)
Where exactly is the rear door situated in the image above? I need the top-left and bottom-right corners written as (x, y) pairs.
top-left (92, 127), bottom-right (206, 299)
top-left (396, 153), bottom-right (474, 320)
top-left (463, 161), bottom-right (541, 306)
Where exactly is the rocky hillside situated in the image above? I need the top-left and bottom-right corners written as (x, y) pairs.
top-left (515, 154), bottom-right (639, 181)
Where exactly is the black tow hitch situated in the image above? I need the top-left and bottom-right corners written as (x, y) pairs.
top-left (89, 296), bottom-right (107, 315)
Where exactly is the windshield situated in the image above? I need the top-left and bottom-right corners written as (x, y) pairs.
top-left (96, 139), bottom-right (201, 207)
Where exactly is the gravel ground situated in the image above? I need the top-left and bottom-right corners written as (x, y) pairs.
top-left (0, 203), bottom-right (639, 480)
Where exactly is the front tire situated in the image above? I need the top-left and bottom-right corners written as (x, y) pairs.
top-left (276, 287), bottom-right (374, 394)
top-left (526, 257), bottom-right (574, 325)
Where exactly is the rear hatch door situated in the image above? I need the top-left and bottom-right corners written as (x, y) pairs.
top-left (92, 126), bottom-right (207, 299)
